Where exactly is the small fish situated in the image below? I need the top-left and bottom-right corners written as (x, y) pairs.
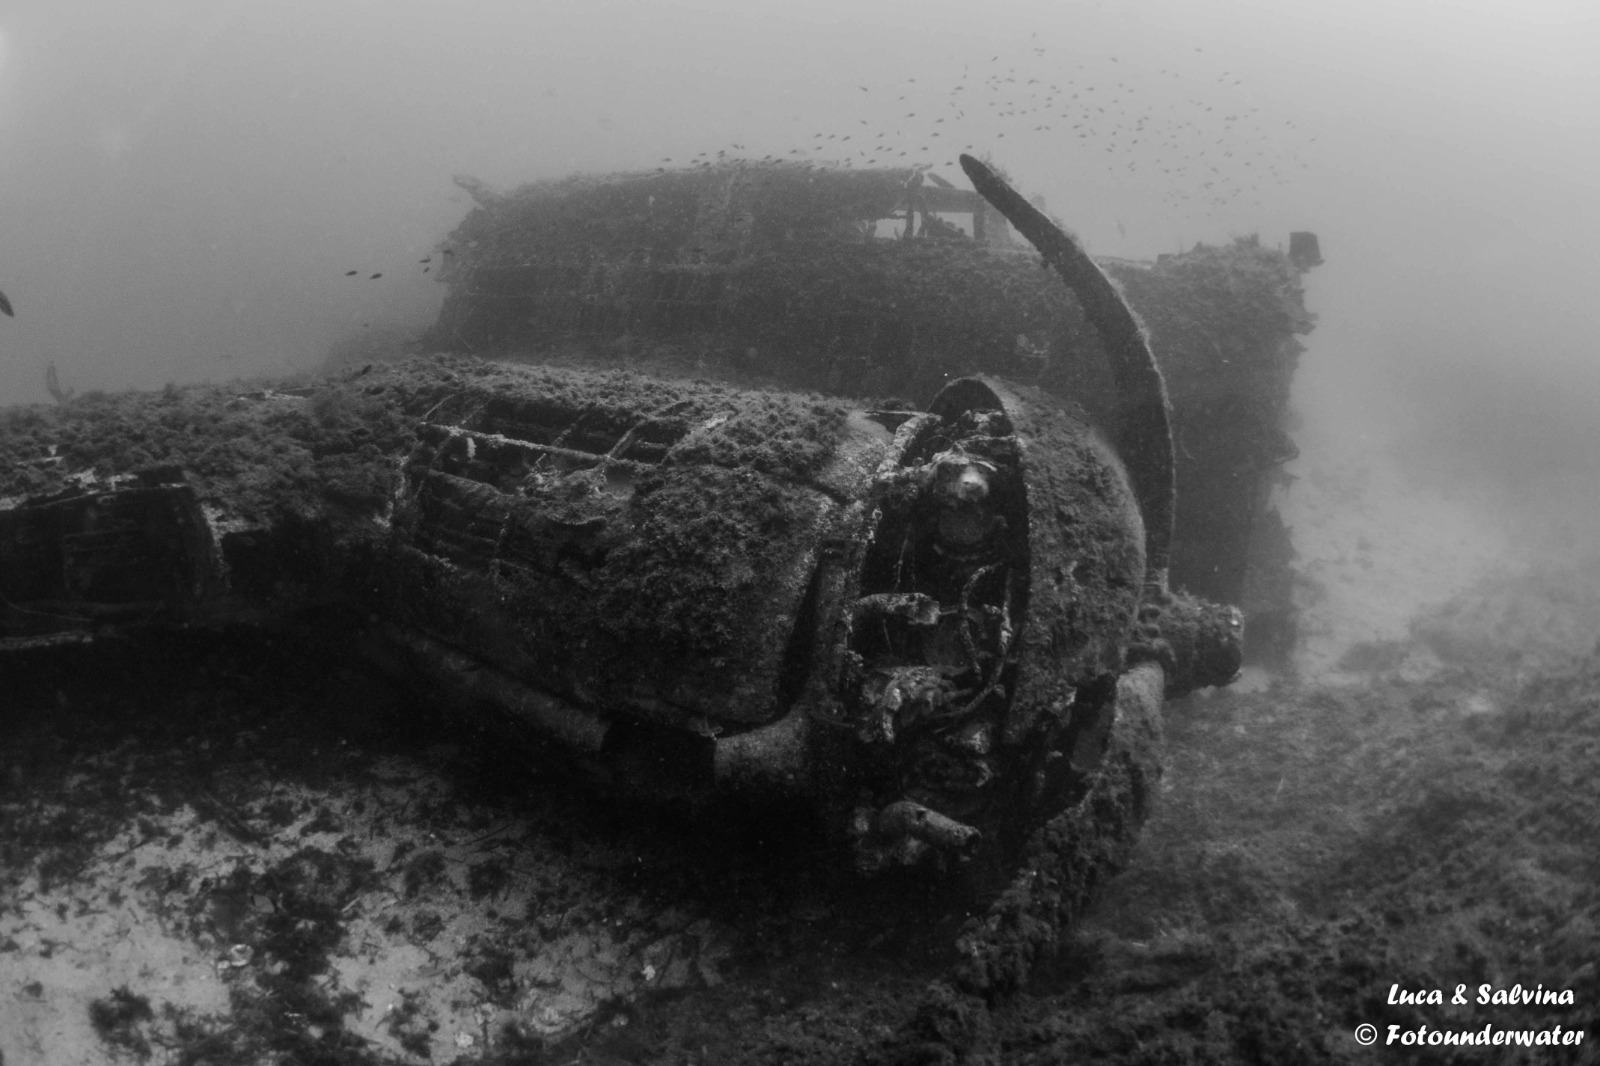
top-left (419, 256), bottom-right (432, 264)
top-left (345, 270), bottom-right (358, 276)
top-left (369, 273), bottom-right (383, 279)
top-left (0, 289), bottom-right (11, 317)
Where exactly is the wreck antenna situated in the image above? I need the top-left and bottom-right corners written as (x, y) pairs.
top-left (957, 153), bottom-right (1174, 590)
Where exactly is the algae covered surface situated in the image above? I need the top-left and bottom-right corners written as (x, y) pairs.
top-left (0, 357), bottom-right (848, 717)
top-left (5, 548), bottom-right (1600, 1064)
top-left (1000, 569), bottom-right (1600, 1064)
top-left (0, 356), bottom-right (843, 518)
top-left (0, 378), bottom-right (412, 522)
top-left (4, 359), bottom-right (1600, 1065)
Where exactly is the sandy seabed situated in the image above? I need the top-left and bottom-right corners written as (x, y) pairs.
top-left (5, 413), bottom-right (1600, 1065)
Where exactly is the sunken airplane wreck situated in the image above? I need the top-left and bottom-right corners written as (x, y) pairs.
top-left (1, 160), bottom-right (1243, 913)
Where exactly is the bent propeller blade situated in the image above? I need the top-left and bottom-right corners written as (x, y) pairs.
top-left (958, 153), bottom-right (1174, 585)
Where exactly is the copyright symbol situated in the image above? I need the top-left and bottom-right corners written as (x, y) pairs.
top-left (1354, 1023), bottom-right (1378, 1046)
